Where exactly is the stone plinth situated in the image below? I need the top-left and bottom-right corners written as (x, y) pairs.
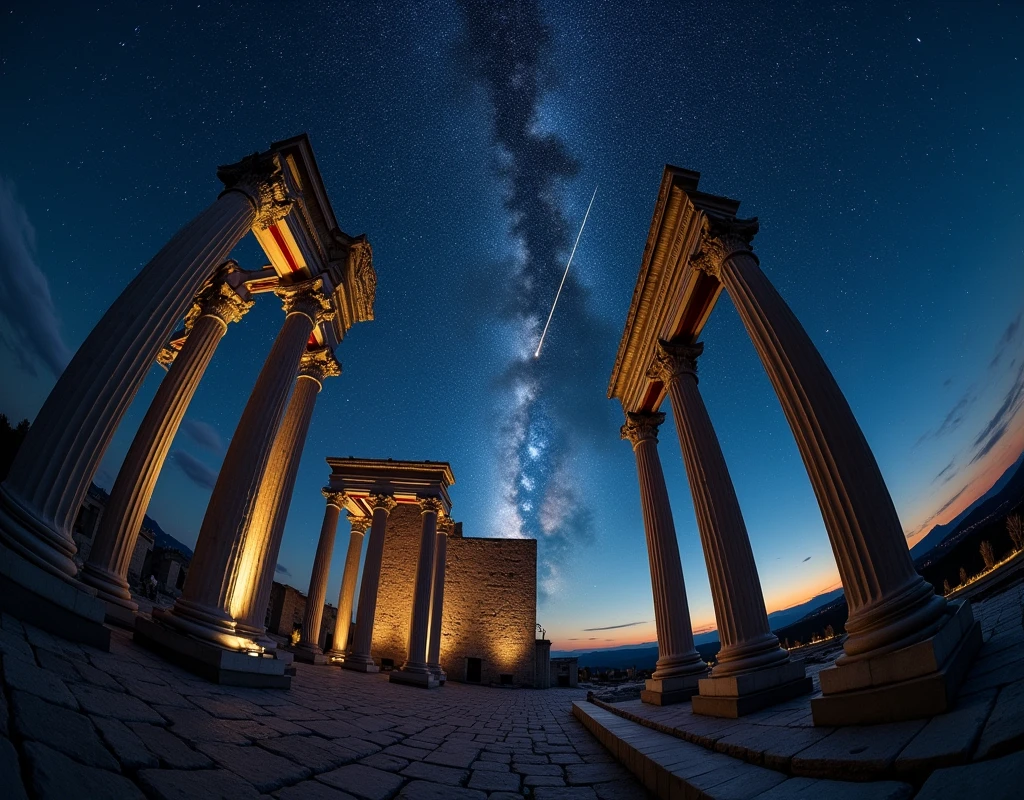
top-left (641, 673), bottom-right (703, 706)
top-left (134, 617), bottom-right (290, 688)
top-left (692, 660), bottom-right (813, 718)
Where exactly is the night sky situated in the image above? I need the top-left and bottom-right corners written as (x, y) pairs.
top-left (2, 1), bottom-right (1023, 650)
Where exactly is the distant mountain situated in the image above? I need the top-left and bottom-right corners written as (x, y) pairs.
top-left (912, 449), bottom-right (1024, 561)
top-left (765, 587), bottom-right (845, 630)
top-left (89, 482), bottom-right (194, 559)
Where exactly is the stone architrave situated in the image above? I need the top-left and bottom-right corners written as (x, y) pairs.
top-left (621, 413), bottom-right (708, 705)
top-left (232, 346), bottom-right (341, 644)
top-left (344, 494), bottom-right (397, 673)
top-left (293, 489), bottom-right (347, 664)
top-left (650, 340), bottom-right (811, 717)
top-left (151, 279), bottom-right (334, 650)
top-left (426, 517), bottom-right (452, 684)
top-left (81, 267), bottom-right (254, 627)
top-left (691, 214), bottom-right (980, 724)
top-left (390, 497), bottom-right (443, 689)
top-left (0, 151), bottom-right (292, 648)
top-left (327, 515), bottom-right (371, 662)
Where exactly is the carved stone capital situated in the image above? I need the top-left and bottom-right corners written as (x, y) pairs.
top-left (217, 152), bottom-right (295, 231)
top-left (156, 346), bottom-right (178, 368)
top-left (298, 347), bottom-right (342, 384)
top-left (350, 239), bottom-right (376, 322)
top-left (322, 488), bottom-right (347, 508)
top-left (187, 279), bottom-right (254, 330)
top-left (437, 517), bottom-right (455, 536)
top-left (621, 411), bottom-right (666, 446)
top-left (418, 496), bottom-right (445, 516)
top-left (368, 494), bottom-right (398, 514)
top-left (690, 215), bottom-right (759, 278)
top-left (347, 514), bottom-right (372, 535)
top-left (276, 278), bottom-right (335, 325)
top-left (649, 340), bottom-right (703, 384)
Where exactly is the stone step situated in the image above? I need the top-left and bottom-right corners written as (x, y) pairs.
top-left (572, 700), bottom-right (914, 800)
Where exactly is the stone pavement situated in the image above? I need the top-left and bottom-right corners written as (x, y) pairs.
top-left (0, 618), bottom-right (651, 799)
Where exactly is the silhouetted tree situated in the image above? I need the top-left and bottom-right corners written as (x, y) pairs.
top-left (959, 566), bottom-right (968, 586)
top-left (1008, 514), bottom-right (1024, 552)
top-left (980, 540), bottom-right (995, 571)
top-left (0, 414), bottom-right (30, 481)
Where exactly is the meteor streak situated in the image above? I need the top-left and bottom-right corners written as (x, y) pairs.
top-left (534, 186), bottom-right (598, 359)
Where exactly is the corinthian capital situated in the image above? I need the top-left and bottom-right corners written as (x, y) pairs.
top-left (322, 488), bottom-right (347, 508)
top-left (217, 152), bottom-right (295, 231)
top-left (648, 340), bottom-right (703, 384)
top-left (690, 214), bottom-right (759, 278)
top-left (156, 346), bottom-right (178, 369)
top-left (298, 347), bottom-right (342, 385)
top-left (187, 279), bottom-right (254, 330)
top-left (368, 494), bottom-right (398, 514)
top-left (276, 278), bottom-right (335, 325)
top-left (437, 517), bottom-right (455, 536)
top-left (347, 514), bottom-right (372, 535)
top-left (418, 496), bottom-right (445, 516)
top-left (620, 411), bottom-right (666, 446)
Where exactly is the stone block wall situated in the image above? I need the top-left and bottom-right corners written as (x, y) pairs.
top-left (371, 504), bottom-right (538, 685)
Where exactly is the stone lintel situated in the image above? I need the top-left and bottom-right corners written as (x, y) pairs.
top-left (0, 541), bottom-right (110, 651)
top-left (389, 669), bottom-right (441, 689)
top-left (811, 615), bottom-right (982, 726)
top-left (641, 672), bottom-right (703, 706)
top-left (324, 456), bottom-right (456, 518)
top-left (134, 617), bottom-right (291, 688)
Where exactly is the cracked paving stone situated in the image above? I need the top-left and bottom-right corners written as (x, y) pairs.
top-left (533, 788), bottom-right (599, 800)
top-left (0, 629), bottom-right (35, 663)
top-left (138, 767), bottom-right (261, 799)
top-left (1, 653), bottom-right (78, 709)
top-left (259, 733), bottom-right (358, 771)
top-left (11, 690), bottom-right (120, 771)
top-left (361, 752), bottom-right (410, 771)
top-left (467, 768), bottom-right (521, 792)
top-left (1, 735), bottom-right (29, 800)
top-left (400, 760), bottom-right (467, 785)
top-left (318, 763), bottom-right (404, 800)
top-left (70, 682), bottom-right (165, 723)
top-left (276, 780), bottom-right (358, 799)
top-left (93, 717), bottom-right (160, 770)
top-left (23, 741), bottom-right (144, 800)
top-left (398, 780), bottom-right (487, 799)
top-left (152, 705), bottom-right (252, 744)
top-left (127, 722), bottom-right (213, 769)
top-left (198, 741), bottom-right (312, 792)
top-left (516, 763), bottom-right (564, 776)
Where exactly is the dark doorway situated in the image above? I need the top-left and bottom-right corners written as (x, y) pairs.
top-left (466, 657), bottom-right (482, 683)
top-left (557, 675), bottom-right (570, 687)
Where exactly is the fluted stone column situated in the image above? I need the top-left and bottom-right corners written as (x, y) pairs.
top-left (155, 280), bottom-right (334, 649)
top-left (294, 490), bottom-right (346, 664)
top-left (81, 268), bottom-right (254, 625)
top-left (328, 515), bottom-right (370, 661)
top-left (692, 214), bottom-right (979, 724)
top-left (344, 494), bottom-right (397, 673)
top-left (0, 153), bottom-right (291, 646)
top-left (391, 497), bottom-right (442, 688)
top-left (621, 413), bottom-right (708, 705)
top-left (652, 340), bottom-right (811, 716)
top-left (426, 517), bottom-right (452, 683)
top-left (233, 348), bottom-right (341, 643)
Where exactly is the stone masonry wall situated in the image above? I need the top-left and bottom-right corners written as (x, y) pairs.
top-left (371, 504), bottom-right (537, 686)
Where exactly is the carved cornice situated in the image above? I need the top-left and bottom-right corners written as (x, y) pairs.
top-left (648, 339), bottom-right (703, 384)
top-left (217, 152), bottom-right (295, 231)
top-left (368, 494), bottom-right (398, 514)
top-left (690, 215), bottom-right (760, 279)
top-left (620, 411), bottom-right (666, 446)
top-left (298, 347), bottom-right (342, 384)
top-left (276, 278), bottom-right (335, 324)
top-left (347, 514), bottom-right (372, 535)
top-left (418, 496), bottom-right (444, 515)
top-left (322, 488), bottom-right (347, 508)
top-left (156, 347), bottom-right (177, 368)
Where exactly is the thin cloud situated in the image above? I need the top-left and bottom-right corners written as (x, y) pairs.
top-left (801, 556), bottom-right (812, 562)
top-left (582, 621), bottom-right (647, 632)
top-left (989, 312), bottom-right (1022, 370)
top-left (968, 359), bottom-right (1024, 466)
top-left (932, 458), bottom-right (957, 485)
top-left (180, 418), bottom-right (225, 455)
top-left (0, 176), bottom-right (72, 378)
top-left (915, 388), bottom-right (977, 447)
top-left (275, 563), bottom-right (290, 577)
top-left (170, 450), bottom-right (218, 491)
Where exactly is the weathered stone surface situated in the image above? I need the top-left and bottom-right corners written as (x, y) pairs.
top-left (0, 628), bottom-right (35, 663)
top-left (23, 741), bottom-right (144, 799)
top-left (198, 741), bottom-right (312, 791)
top-left (0, 735), bottom-right (29, 800)
top-left (565, 762), bottom-right (631, 784)
top-left (137, 767), bottom-right (261, 799)
top-left (398, 780), bottom-right (486, 799)
top-left (318, 763), bottom-right (404, 800)
top-left (11, 691), bottom-right (119, 770)
top-left (2, 654), bottom-right (78, 708)
top-left (789, 720), bottom-right (927, 779)
top-left (93, 717), bottom-right (160, 770)
top-left (594, 778), bottom-right (650, 800)
top-left (467, 767), bottom-right (521, 792)
top-left (423, 745), bottom-right (480, 768)
top-left (127, 723), bottom-right (213, 769)
top-left (304, 717), bottom-right (369, 738)
top-left (71, 682), bottom-right (165, 723)
top-left (153, 705), bottom-right (251, 744)
top-left (914, 751), bottom-right (1024, 800)
top-left (975, 676), bottom-right (1024, 759)
top-left (276, 780), bottom-right (357, 799)
top-left (259, 734), bottom-right (356, 771)
top-left (895, 687), bottom-right (996, 775)
top-left (362, 752), bottom-right (410, 771)
top-left (752, 777), bottom-right (913, 799)
top-left (533, 788), bottom-right (599, 800)
top-left (401, 759), bottom-right (467, 785)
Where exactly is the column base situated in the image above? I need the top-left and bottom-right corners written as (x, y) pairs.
top-left (811, 599), bottom-right (981, 726)
top-left (692, 660), bottom-right (812, 718)
top-left (390, 668), bottom-right (440, 689)
top-left (291, 643), bottom-right (329, 665)
top-left (103, 600), bottom-right (139, 630)
top-left (325, 650), bottom-right (347, 665)
top-left (0, 540), bottom-right (110, 651)
top-left (430, 667), bottom-right (447, 686)
top-left (134, 617), bottom-right (291, 688)
top-left (341, 653), bottom-right (379, 673)
top-left (640, 671), bottom-right (706, 706)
